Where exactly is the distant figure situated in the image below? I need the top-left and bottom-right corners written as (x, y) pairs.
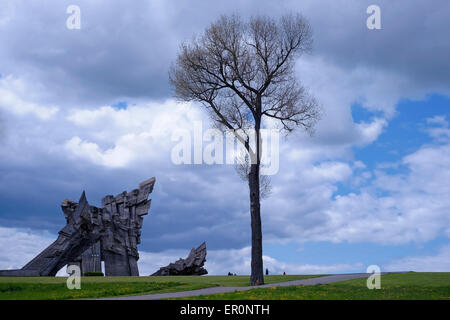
top-left (283, 272), bottom-right (286, 276)
top-left (234, 273), bottom-right (237, 276)
top-left (266, 268), bottom-right (269, 276)
top-left (228, 272), bottom-right (233, 276)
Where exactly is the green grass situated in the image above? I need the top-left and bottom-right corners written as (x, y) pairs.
top-left (0, 280), bottom-right (197, 300)
top-left (179, 272), bottom-right (450, 300)
top-left (6, 273), bottom-right (447, 300)
top-left (0, 274), bottom-right (320, 300)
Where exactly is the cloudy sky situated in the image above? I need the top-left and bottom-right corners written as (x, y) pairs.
top-left (0, 0), bottom-right (449, 275)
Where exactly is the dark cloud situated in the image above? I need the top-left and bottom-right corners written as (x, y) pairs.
top-left (0, 144), bottom-right (252, 251)
top-left (1, 0), bottom-right (448, 109)
top-left (306, 0), bottom-right (450, 92)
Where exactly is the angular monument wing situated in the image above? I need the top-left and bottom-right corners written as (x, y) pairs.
top-left (0, 178), bottom-right (156, 277)
top-left (151, 242), bottom-right (208, 276)
top-left (137, 177), bottom-right (156, 204)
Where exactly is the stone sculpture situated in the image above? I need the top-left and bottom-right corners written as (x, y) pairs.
top-left (151, 242), bottom-right (207, 276)
top-left (0, 177), bottom-right (155, 277)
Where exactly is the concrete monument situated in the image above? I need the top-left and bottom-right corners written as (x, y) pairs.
top-left (151, 242), bottom-right (207, 276)
top-left (0, 177), bottom-right (155, 277)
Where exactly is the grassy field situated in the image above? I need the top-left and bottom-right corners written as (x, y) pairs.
top-left (0, 274), bottom-right (320, 300)
top-left (2, 273), bottom-right (448, 300)
top-left (179, 272), bottom-right (450, 300)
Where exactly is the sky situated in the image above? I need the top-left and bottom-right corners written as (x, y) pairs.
top-left (0, 0), bottom-right (449, 276)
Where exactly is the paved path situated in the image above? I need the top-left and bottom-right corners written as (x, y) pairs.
top-left (98, 273), bottom-right (375, 300)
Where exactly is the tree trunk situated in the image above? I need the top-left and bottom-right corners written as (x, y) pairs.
top-left (248, 163), bottom-right (264, 285)
top-left (249, 105), bottom-right (264, 285)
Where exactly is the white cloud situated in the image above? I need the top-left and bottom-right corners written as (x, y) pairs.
top-left (385, 245), bottom-right (450, 272)
top-left (355, 117), bottom-right (388, 146)
top-left (427, 115), bottom-right (448, 127)
top-left (66, 101), bottom-right (201, 136)
top-left (66, 106), bottom-right (115, 127)
top-left (309, 161), bottom-right (352, 183)
top-left (353, 161), bottom-right (366, 170)
top-left (63, 100), bottom-right (205, 168)
top-left (65, 134), bottom-right (149, 168)
top-left (297, 56), bottom-right (407, 119)
top-left (0, 226), bottom-right (54, 270)
top-left (318, 140), bottom-right (450, 244)
top-left (426, 115), bottom-right (450, 142)
top-left (260, 116), bottom-right (450, 246)
top-left (204, 247), bottom-right (363, 275)
top-left (0, 75), bottom-right (59, 120)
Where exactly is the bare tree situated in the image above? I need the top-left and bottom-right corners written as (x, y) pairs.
top-left (170, 13), bottom-right (320, 285)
